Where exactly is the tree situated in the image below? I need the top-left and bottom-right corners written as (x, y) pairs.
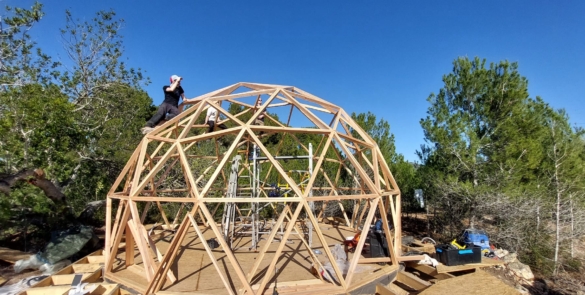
top-left (539, 108), bottom-right (585, 273)
top-left (0, 1), bottom-right (56, 88)
top-left (56, 9), bottom-right (153, 211)
top-left (418, 57), bottom-right (544, 231)
top-left (350, 112), bottom-right (420, 209)
top-left (0, 3), bottom-right (81, 226)
top-left (0, 3), bottom-right (153, 242)
top-left (419, 56), bottom-right (585, 276)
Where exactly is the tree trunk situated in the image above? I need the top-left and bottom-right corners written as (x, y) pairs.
top-left (552, 140), bottom-right (561, 275)
top-left (0, 168), bottom-right (66, 204)
top-left (536, 205), bottom-right (540, 233)
top-left (570, 195), bottom-right (574, 258)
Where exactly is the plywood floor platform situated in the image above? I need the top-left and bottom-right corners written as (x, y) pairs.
top-left (108, 223), bottom-right (389, 294)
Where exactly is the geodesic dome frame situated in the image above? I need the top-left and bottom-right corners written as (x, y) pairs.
top-left (104, 82), bottom-right (415, 294)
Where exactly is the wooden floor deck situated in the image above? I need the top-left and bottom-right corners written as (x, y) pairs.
top-left (108, 222), bottom-right (389, 294)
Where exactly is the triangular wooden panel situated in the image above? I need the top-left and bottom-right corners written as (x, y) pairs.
top-left (105, 83), bottom-right (408, 295)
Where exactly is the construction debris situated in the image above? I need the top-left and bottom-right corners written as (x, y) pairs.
top-left (0, 247), bottom-right (31, 264)
top-left (0, 249), bottom-right (131, 295)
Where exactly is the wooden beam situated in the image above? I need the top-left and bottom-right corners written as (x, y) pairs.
top-left (404, 262), bottom-right (455, 280)
top-left (345, 198), bottom-right (379, 287)
top-left (396, 270), bottom-right (431, 291)
top-left (376, 283), bottom-right (409, 295)
top-left (105, 201), bottom-right (131, 273)
top-left (281, 90), bottom-right (329, 130)
top-left (131, 143), bottom-right (178, 197)
top-left (125, 224), bottom-right (134, 267)
top-left (378, 199), bottom-right (398, 266)
top-left (146, 209), bottom-right (194, 293)
top-left (183, 82), bottom-right (241, 103)
top-left (358, 257), bottom-right (391, 264)
top-left (397, 255), bottom-right (426, 262)
top-left (104, 197), bottom-right (113, 267)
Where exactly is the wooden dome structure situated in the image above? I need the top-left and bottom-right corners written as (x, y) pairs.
top-left (104, 82), bottom-right (416, 294)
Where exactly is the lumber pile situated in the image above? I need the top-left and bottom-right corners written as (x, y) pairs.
top-left (15, 250), bottom-right (131, 295)
top-left (0, 247), bottom-right (31, 264)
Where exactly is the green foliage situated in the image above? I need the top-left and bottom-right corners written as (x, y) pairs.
top-left (0, 3), bottom-right (153, 240)
top-left (351, 112), bottom-right (397, 163)
top-left (0, 84), bottom-right (83, 177)
top-left (53, 9), bottom-right (153, 213)
top-left (351, 112), bottom-right (420, 208)
top-left (418, 57), bottom-right (544, 219)
top-left (419, 56), bottom-right (585, 276)
top-left (0, 1), bottom-right (56, 87)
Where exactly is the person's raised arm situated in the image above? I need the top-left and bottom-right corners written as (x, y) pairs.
top-left (165, 77), bottom-right (182, 92)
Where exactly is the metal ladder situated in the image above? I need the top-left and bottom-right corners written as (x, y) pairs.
top-left (221, 155), bottom-right (241, 248)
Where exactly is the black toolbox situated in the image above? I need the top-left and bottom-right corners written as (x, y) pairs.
top-left (435, 243), bottom-right (481, 266)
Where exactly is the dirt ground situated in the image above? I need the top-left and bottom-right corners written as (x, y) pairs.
top-left (419, 270), bottom-right (521, 295)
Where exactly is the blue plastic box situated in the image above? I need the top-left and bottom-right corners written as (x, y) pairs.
top-left (462, 229), bottom-right (490, 251)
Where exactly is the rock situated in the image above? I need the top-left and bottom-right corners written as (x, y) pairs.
top-left (503, 252), bottom-right (518, 264)
top-left (508, 261), bottom-right (534, 281)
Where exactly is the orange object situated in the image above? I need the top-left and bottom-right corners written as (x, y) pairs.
top-left (344, 231), bottom-right (362, 252)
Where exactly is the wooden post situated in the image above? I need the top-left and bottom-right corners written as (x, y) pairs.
top-left (125, 224), bottom-right (134, 267)
top-left (104, 197), bottom-right (112, 267)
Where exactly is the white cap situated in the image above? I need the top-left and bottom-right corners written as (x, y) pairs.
top-left (170, 75), bottom-right (181, 83)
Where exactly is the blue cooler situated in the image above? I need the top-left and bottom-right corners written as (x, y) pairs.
top-left (462, 229), bottom-right (490, 251)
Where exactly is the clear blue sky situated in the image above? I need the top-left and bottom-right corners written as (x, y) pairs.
top-left (9, 0), bottom-right (585, 162)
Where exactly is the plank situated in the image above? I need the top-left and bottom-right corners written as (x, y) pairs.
top-left (85, 284), bottom-right (120, 295)
top-left (396, 270), bottom-right (431, 291)
top-left (378, 283), bottom-right (409, 295)
top-left (125, 224), bottom-right (135, 266)
top-left (71, 263), bottom-right (103, 273)
top-left (21, 286), bottom-right (71, 295)
top-left (376, 283), bottom-right (400, 295)
top-left (397, 255), bottom-right (426, 262)
top-left (0, 246), bottom-right (31, 263)
top-left (435, 256), bottom-right (505, 274)
top-left (346, 264), bottom-right (399, 293)
top-left (104, 272), bottom-right (146, 294)
top-left (358, 257), bottom-right (392, 264)
top-left (33, 268), bottom-right (102, 287)
top-left (145, 213), bottom-right (195, 294)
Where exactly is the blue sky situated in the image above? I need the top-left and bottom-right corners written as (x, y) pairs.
top-left (8, 0), bottom-right (585, 162)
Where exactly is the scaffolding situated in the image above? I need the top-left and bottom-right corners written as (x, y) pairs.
top-left (221, 143), bottom-right (315, 251)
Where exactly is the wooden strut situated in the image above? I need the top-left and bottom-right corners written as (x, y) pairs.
top-left (104, 82), bottom-right (404, 295)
